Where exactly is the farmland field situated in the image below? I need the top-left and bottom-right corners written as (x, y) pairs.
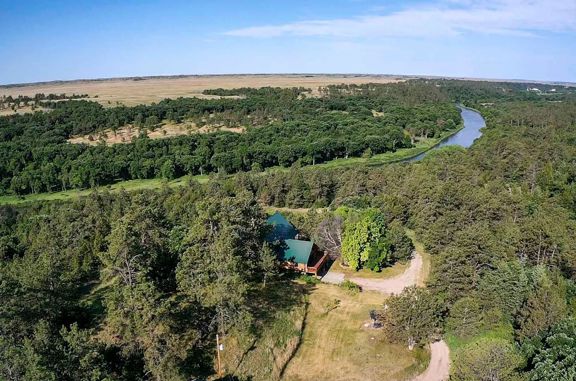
top-left (0, 74), bottom-right (405, 108)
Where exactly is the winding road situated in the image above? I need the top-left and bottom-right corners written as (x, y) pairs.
top-left (322, 251), bottom-right (450, 381)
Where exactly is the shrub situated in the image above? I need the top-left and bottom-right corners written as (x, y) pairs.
top-left (340, 280), bottom-right (361, 294)
top-left (298, 274), bottom-right (320, 285)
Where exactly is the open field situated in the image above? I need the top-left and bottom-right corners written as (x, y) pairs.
top-left (0, 105), bottom-right (49, 116)
top-left (283, 283), bottom-right (429, 381)
top-left (0, 74), bottom-right (405, 107)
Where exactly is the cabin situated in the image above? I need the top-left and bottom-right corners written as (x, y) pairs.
top-left (266, 212), bottom-right (329, 276)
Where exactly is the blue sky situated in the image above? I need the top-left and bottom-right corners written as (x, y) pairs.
top-left (0, 0), bottom-right (575, 84)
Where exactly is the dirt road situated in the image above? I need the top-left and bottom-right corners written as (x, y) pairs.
top-left (350, 252), bottom-right (449, 380)
top-left (321, 250), bottom-right (450, 381)
top-left (348, 252), bottom-right (423, 294)
top-left (413, 341), bottom-right (450, 381)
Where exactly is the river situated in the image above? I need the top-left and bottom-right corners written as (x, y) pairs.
top-left (407, 105), bottom-right (486, 162)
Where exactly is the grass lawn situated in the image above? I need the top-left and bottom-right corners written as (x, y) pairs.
top-left (283, 283), bottom-right (429, 381)
top-left (220, 279), bottom-right (309, 381)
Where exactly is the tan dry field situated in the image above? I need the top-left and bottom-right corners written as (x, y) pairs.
top-left (0, 105), bottom-right (48, 116)
top-left (0, 74), bottom-right (405, 107)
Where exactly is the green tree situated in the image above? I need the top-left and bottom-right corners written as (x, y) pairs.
top-left (528, 319), bottom-right (576, 381)
top-left (516, 268), bottom-right (567, 341)
top-left (386, 220), bottom-right (414, 262)
top-left (260, 243), bottom-right (278, 288)
top-left (377, 287), bottom-right (439, 349)
top-left (98, 196), bottom-right (196, 379)
top-left (446, 296), bottom-right (484, 339)
top-left (478, 261), bottom-right (530, 319)
top-left (452, 338), bottom-right (524, 381)
top-left (176, 194), bottom-right (266, 336)
top-left (161, 159), bottom-right (176, 179)
top-left (341, 209), bottom-right (388, 270)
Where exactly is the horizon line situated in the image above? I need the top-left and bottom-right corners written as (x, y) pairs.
top-left (1, 72), bottom-right (575, 89)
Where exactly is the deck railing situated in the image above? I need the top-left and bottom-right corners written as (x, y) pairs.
top-left (307, 253), bottom-right (329, 275)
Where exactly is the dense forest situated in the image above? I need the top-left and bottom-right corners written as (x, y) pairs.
top-left (1, 80), bottom-right (576, 380)
top-left (0, 82), bottom-right (461, 195)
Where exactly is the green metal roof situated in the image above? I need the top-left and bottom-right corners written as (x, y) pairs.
top-left (281, 239), bottom-right (313, 265)
top-left (266, 212), bottom-right (313, 265)
top-left (266, 212), bottom-right (298, 242)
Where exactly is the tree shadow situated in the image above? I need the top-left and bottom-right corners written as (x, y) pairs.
top-left (249, 271), bottom-right (311, 327)
top-left (232, 271), bottom-right (313, 373)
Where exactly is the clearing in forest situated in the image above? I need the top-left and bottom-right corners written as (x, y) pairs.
top-left (282, 283), bottom-right (429, 381)
top-left (67, 121), bottom-right (245, 146)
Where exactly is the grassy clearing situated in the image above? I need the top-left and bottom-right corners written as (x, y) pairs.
top-left (67, 121), bottom-right (245, 146)
top-left (405, 229), bottom-right (431, 286)
top-left (0, 175), bottom-right (208, 205)
top-left (283, 283), bottom-right (429, 381)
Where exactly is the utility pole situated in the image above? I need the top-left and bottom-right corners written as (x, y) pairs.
top-left (216, 333), bottom-right (222, 376)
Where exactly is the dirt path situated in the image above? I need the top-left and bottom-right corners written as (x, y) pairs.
top-left (322, 250), bottom-right (450, 381)
top-left (348, 252), bottom-right (423, 294)
top-left (413, 341), bottom-right (450, 381)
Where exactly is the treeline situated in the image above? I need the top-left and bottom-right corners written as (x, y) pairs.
top-left (0, 83), bottom-right (461, 195)
top-left (0, 93), bottom-right (89, 112)
top-left (434, 79), bottom-right (576, 105)
top-left (202, 86), bottom-right (311, 97)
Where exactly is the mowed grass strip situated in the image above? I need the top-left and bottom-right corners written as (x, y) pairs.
top-left (0, 175), bottom-right (208, 205)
